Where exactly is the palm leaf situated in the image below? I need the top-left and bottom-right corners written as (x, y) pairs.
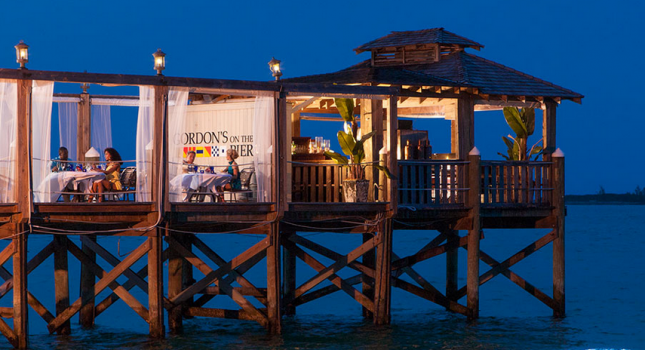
top-left (337, 130), bottom-right (356, 157)
top-left (334, 98), bottom-right (355, 122)
top-left (324, 151), bottom-right (349, 165)
top-left (373, 165), bottom-right (395, 179)
top-left (503, 107), bottom-right (527, 138)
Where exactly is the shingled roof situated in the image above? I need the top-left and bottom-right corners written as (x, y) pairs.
top-left (285, 52), bottom-right (582, 100)
top-left (354, 28), bottom-right (484, 53)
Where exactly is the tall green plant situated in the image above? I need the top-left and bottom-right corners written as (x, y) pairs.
top-left (498, 107), bottom-right (543, 161)
top-left (324, 98), bottom-right (393, 180)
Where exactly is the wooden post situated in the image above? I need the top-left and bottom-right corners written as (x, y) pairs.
top-left (54, 235), bottom-right (71, 335)
top-left (277, 93), bottom-right (288, 212)
top-left (387, 97), bottom-right (398, 213)
top-left (457, 97), bottom-right (475, 160)
top-left (291, 111), bottom-right (301, 137)
top-left (360, 98), bottom-right (384, 202)
top-left (282, 231), bottom-right (296, 316)
top-left (168, 231), bottom-right (184, 333)
top-left (542, 100), bottom-right (557, 160)
top-left (148, 229), bottom-right (165, 338)
top-left (362, 232), bottom-right (375, 318)
top-left (12, 229), bottom-right (28, 349)
top-left (79, 235), bottom-right (96, 328)
top-left (266, 222), bottom-right (281, 333)
top-left (152, 86), bottom-right (169, 205)
top-left (16, 79), bottom-right (31, 217)
top-left (552, 150), bottom-right (565, 317)
top-left (373, 218), bottom-right (392, 325)
top-left (77, 92), bottom-right (91, 161)
top-left (451, 119), bottom-right (458, 155)
top-left (467, 149), bottom-right (481, 320)
top-left (445, 229), bottom-right (459, 304)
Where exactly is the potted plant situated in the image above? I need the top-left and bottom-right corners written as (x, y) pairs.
top-left (324, 98), bottom-right (393, 202)
top-left (498, 107), bottom-right (543, 161)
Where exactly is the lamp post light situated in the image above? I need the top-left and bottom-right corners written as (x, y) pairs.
top-left (153, 49), bottom-right (166, 75)
top-left (268, 57), bottom-right (282, 81)
top-left (15, 40), bottom-right (29, 69)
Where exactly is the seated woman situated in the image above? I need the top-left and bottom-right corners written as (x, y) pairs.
top-left (221, 148), bottom-right (241, 191)
top-left (89, 148), bottom-right (123, 203)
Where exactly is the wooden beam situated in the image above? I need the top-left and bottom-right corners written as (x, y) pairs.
top-left (79, 236), bottom-right (96, 328)
top-left (282, 232), bottom-right (297, 316)
top-left (16, 80), bottom-right (31, 218)
top-left (445, 230), bottom-right (459, 303)
top-left (542, 100), bottom-right (557, 159)
top-left (387, 97), bottom-right (398, 212)
top-left (148, 229), bottom-right (165, 338)
top-left (167, 232), bottom-right (184, 334)
top-left (360, 98), bottom-right (384, 202)
top-left (373, 219), bottom-right (392, 325)
top-left (552, 153), bottom-right (565, 317)
top-left (266, 222), bottom-right (281, 334)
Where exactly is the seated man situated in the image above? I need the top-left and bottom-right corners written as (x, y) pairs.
top-left (49, 147), bottom-right (76, 202)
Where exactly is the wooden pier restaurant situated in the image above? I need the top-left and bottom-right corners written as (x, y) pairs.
top-left (0, 28), bottom-right (582, 348)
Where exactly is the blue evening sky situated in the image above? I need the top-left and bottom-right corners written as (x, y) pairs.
top-left (0, 0), bottom-right (642, 194)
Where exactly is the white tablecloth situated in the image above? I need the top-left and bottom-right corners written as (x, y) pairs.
top-left (170, 173), bottom-right (232, 202)
top-left (36, 171), bottom-right (106, 203)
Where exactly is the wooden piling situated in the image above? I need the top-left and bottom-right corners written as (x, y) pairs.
top-left (266, 222), bottom-right (281, 334)
top-left (282, 231), bottom-right (296, 316)
top-left (168, 232), bottom-right (184, 333)
top-left (148, 229), bottom-right (165, 338)
top-left (552, 152), bottom-right (565, 317)
top-left (373, 218), bottom-right (392, 325)
top-left (79, 235), bottom-right (96, 328)
top-left (54, 235), bottom-right (71, 335)
top-left (13, 229), bottom-right (28, 349)
top-left (445, 229), bottom-right (459, 304)
top-left (467, 150), bottom-right (481, 320)
top-left (362, 232), bottom-right (375, 318)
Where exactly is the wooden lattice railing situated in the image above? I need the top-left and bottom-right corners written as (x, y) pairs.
top-left (480, 161), bottom-right (553, 206)
top-left (398, 160), bottom-right (468, 206)
top-left (291, 163), bottom-right (348, 203)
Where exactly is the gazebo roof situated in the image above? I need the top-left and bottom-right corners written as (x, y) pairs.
top-left (285, 51), bottom-right (583, 101)
top-left (354, 28), bottom-right (484, 53)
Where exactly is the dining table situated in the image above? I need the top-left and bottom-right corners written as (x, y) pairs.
top-left (36, 171), bottom-right (106, 203)
top-left (170, 172), bottom-right (232, 202)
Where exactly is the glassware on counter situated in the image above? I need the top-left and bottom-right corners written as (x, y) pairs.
top-left (315, 137), bottom-right (323, 153)
top-left (323, 139), bottom-right (330, 152)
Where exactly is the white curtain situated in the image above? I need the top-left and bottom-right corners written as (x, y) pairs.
top-left (168, 88), bottom-right (189, 202)
top-left (91, 105), bottom-right (112, 160)
top-left (136, 86), bottom-right (154, 202)
top-left (32, 81), bottom-right (54, 203)
top-left (58, 103), bottom-right (78, 160)
top-left (0, 80), bottom-right (17, 203)
top-left (253, 96), bottom-right (275, 202)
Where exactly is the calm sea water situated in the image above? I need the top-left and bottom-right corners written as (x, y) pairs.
top-left (3, 205), bottom-right (644, 349)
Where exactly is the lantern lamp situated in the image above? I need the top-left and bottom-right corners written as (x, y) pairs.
top-left (153, 49), bottom-right (166, 75)
top-left (15, 40), bottom-right (29, 69)
top-left (268, 57), bottom-right (282, 81)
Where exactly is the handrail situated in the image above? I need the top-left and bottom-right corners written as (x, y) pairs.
top-left (480, 161), bottom-right (553, 206)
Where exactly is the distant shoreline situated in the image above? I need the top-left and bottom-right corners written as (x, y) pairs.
top-left (565, 193), bottom-right (645, 205)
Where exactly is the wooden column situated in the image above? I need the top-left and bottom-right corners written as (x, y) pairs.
top-left (373, 218), bottom-right (392, 325)
top-left (79, 236), bottom-right (96, 328)
top-left (457, 97), bottom-right (475, 160)
top-left (451, 119), bottom-right (458, 155)
top-left (282, 231), bottom-right (296, 316)
top-left (291, 111), bottom-right (301, 137)
top-left (54, 236), bottom-right (71, 335)
top-left (12, 230), bottom-right (28, 349)
top-left (387, 97), bottom-right (398, 213)
top-left (467, 149), bottom-right (481, 320)
top-left (152, 86), bottom-right (169, 206)
top-left (77, 92), bottom-right (91, 161)
top-left (266, 222), bottom-right (281, 334)
top-left (277, 94), bottom-right (288, 212)
top-left (16, 79), bottom-right (31, 217)
top-left (168, 231), bottom-right (184, 333)
top-left (362, 232), bottom-right (375, 318)
top-left (552, 151), bottom-right (565, 317)
top-left (148, 229), bottom-right (165, 338)
top-left (360, 99), bottom-right (384, 202)
top-left (445, 229), bottom-right (459, 304)
top-left (542, 100), bottom-right (557, 160)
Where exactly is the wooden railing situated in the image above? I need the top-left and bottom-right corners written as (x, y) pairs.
top-left (480, 161), bottom-right (553, 206)
top-left (291, 163), bottom-right (348, 202)
top-left (398, 160), bottom-right (468, 206)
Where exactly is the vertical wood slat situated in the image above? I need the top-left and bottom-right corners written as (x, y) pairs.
top-left (513, 165), bottom-right (519, 204)
top-left (441, 163), bottom-right (448, 204)
top-left (419, 164), bottom-right (426, 205)
top-left (294, 166), bottom-right (302, 202)
top-left (401, 164), bottom-right (409, 205)
top-left (433, 164), bottom-right (440, 205)
top-left (449, 164), bottom-right (456, 204)
top-left (426, 164), bottom-right (433, 205)
top-left (334, 166), bottom-right (340, 202)
top-left (410, 165), bottom-right (417, 204)
top-left (535, 164), bottom-right (542, 204)
top-left (317, 166), bottom-right (323, 202)
top-left (490, 165), bottom-right (497, 204)
top-left (499, 165), bottom-right (506, 203)
top-left (482, 165), bottom-right (489, 204)
top-left (326, 165), bottom-right (332, 202)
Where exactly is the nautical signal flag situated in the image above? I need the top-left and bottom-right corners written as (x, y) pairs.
top-left (183, 146), bottom-right (227, 158)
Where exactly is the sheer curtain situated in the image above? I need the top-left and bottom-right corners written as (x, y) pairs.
top-left (136, 86), bottom-right (154, 202)
top-left (32, 81), bottom-right (54, 203)
top-left (91, 105), bottom-right (113, 160)
top-left (0, 80), bottom-right (17, 203)
top-left (58, 103), bottom-right (78, 160)
top-left (252, 96), bottom-right (275, 202)
top-left (168, 88), bottom-right (189, 202)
